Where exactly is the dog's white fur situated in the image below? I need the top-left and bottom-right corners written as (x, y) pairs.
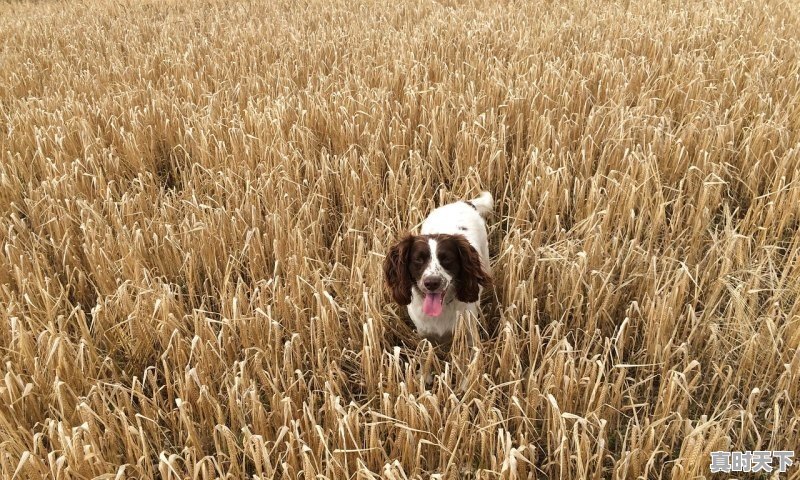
top-left (408, 191), bottom-right (493, 342)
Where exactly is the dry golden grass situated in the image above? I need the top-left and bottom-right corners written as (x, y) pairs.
top-left (1, 0), bottom-right (799, 478)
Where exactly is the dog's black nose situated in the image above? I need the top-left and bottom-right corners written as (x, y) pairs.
top-left (423, 277), bottom-right (442, 291)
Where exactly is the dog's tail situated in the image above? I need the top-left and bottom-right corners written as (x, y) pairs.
top-left (467, 191), bottom-right (493, 217)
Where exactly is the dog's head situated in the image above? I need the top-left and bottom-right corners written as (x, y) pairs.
top-left (383, 233), bottom-right (490, 316)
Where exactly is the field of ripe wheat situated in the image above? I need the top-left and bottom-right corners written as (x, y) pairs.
top-left (1, 0), bottom-right (799, 478)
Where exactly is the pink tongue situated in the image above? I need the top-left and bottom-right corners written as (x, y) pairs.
top-left (423, 292), bottom-right (444, 316)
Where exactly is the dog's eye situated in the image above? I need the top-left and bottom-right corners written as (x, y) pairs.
top-left (439, 254), bottom-right (451, 264)
top-left (414, 255), bottom-right (427, 264)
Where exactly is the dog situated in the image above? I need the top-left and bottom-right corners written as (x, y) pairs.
top-left (383, 191), bottom-right (493, 345)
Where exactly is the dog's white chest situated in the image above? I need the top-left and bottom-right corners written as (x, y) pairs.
top-left (407, 290), bottom-right (480, 342)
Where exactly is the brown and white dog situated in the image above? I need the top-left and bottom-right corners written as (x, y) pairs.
top-left (383, 192), bottom-right (493, 344)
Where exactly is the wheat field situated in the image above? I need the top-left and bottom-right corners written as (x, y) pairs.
top-left (1, 0), bottom-right (799, 478)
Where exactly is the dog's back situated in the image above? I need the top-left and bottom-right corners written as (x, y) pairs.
top-left (421, 191), bottom-right (493, 268)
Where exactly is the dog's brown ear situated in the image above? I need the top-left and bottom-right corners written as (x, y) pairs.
top-left (453, 236), bottom-right (491, 303)
top-left (383, 234), bottom-right (415, 305)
